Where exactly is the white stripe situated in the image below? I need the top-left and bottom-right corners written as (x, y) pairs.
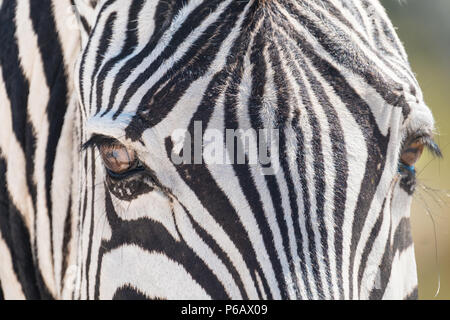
top-left (347, 0), bottom-right (376, 47)
top-left (301, 54), bottom-right (368, 299)
top-left (268, 31), bottom-right (322, 298)
top-left (86, 152), bottom-right (112, 300)
top-left (99, 245), bottom-right (210, 299)
top-left (354, 106), bottom-right (403, 299)
top-left (50, 96), bottom-right (78, 297)
top-left (73, 0), bottom-right (98, 46)
top-left (114, 0), bottom-right (235, 117)
top-left (79, 148), bottom-right (96, 300)
top-left (329, 0), bottom-right (373, 44)
top-left (289, 0), bottom-right (407, 88)
top-left (278, 4), bottom-right (410, 136)
top-left (239, 38), bottom-right (309, 299)
top-left (90, 1), bottom-right (131, 113)
top-left (0, 68), bottom-right (35, 236)
top-left (80, 2), bottom-right (121, 112)
top-left (299, 62), bottom-right (338, 299)
top-left (51, 0), bottom-right (82, 93)
top-left (16, 0), bottom-right (56, 295)
top-left (207, 89), bottom-right (275, 299)
top-left (61, 100), bottom-right (83, 300)
top-left (364, 0), bottom-right (409, 60)
top-left (97, 0), bottom-right (158, 117)
top-left (312, 0), bottom-right (418, 89)
top-left (50, 1), bottom-right (82, 297)
top-left (97, 0), bottom-right (206, 118)
top-left (172, 199), bottom-right (243, 299)
top-left (382, 245), bottom-right (418, 299)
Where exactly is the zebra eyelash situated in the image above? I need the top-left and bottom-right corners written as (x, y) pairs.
top-left (419, 135), bottom-right (442, 158)
top-left (81, 134), bottom-right (121, 151)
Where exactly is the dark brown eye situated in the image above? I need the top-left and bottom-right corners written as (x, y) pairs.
top-left (99, 143), bottom-right (137, 174)
top-left (400, 138), bottom-right (425, 167)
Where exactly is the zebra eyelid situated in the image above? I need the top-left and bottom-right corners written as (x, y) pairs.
top-left (81, 134), bottom-right (124, 152)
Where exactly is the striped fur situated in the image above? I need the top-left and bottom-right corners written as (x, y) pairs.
top-left (0, 0), bottom-right (436, 299)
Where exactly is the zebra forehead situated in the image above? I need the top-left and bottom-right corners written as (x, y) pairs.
top-left (79, 0), bottom-right (431, 139)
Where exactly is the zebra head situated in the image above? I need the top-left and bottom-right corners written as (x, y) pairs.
top-left (73, 0), bottom-right (439, 299)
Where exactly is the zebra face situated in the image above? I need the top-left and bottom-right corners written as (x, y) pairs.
top-left (74, 0), bottom-right (439, 299)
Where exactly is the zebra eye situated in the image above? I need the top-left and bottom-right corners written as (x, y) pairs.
top-left (82, 135), bottom-right (145, 178)
top-left (98, 143), bottom-right (138, 176)
top-left (400, 138), bottom-right (425, 168)
top-left (399, 134), bottom-right (441, 174)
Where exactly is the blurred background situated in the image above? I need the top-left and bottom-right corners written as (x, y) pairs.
top-left (381, 0), bottom-right (450, 299)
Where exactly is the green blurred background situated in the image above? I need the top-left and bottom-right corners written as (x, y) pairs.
top-left (381, 0), bottom-right (450, 300)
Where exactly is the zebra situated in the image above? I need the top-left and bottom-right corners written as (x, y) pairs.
top-left (0, 0), bottom-right (442, 300)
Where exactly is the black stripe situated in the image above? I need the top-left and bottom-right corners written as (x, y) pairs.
top-left (357, 199), bottom-right (386, 296)
top-left (368, 225), bottom-right (392, 300)
top-left (0, 184), bottom-right (46, 298)
top-left (0, 0), bottom-right (29, 150)
top-left (392, 217), bottom-right (413, 254)
top-left (29, 0), bottom-right (72, 277)
top-left (368, 217), bottom-right (414, 299)
top-left (0, 155), bottom-right (14, 255)
top-left (85, 149), bottom-right (96, 299)
top-left (360, 0), bottom-right (405, 58)
top-left (0, 0), bottom-right (37, 219)
top-left (94, 0), bottom-right (144, 115)
top-left (183, 203), bottom-right (250, 299)
top-left (60, 195), bottom-right (72, 289)
top-left (88, 11), bottom-right (117, 111)
top-left (338, 0), bottom-right (368, 34)
top-left (163, 48), bottom-right (273, 298)
top-left (102, 188), bottom-right (229, 300)
top-left (274, 10), bottom-right (391, 298)
top-left (80, 16), bottom-right (91, 36)
top-left (0, 280), bottom-right (4, 300)
top-left (405, 286), bottom-right (418, 300)
top-left (113, 285), bottom-right (149, 300)
top-left (104, 0), bottom-right (225, 117)
top-left (312, 0), bottom-right (415, 89)
top-left (269, 28), bottom-right (327, 298)
top-left (291, 111), bottom-right (316, 300)
top-left (78, 0), bottom-right (116, 109)
top-left (265, 34), bottom-right (304, 299)
top-left (280, 0), bottom-right (411, 119)
top-left (124, 0), bottom-right (247, 138)
top-left (293, 49), bottom-right (350, 299)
